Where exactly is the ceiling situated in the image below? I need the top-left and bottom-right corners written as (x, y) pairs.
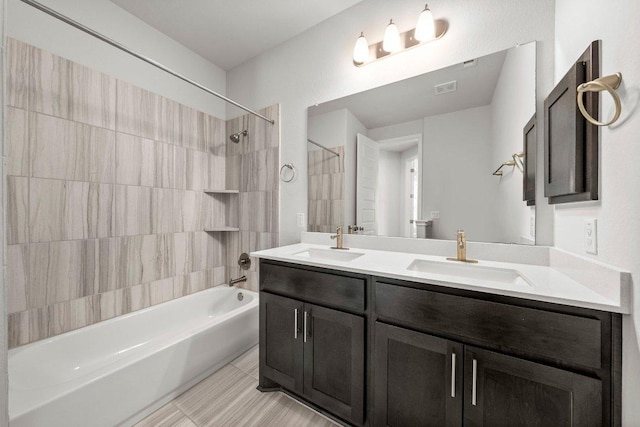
top-left (309, 49), bottom-right (508, 129)
top-left (110, 0), bottom-right (365, 70)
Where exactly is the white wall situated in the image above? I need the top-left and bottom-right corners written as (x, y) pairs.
top-left (490, 43), bottom-right (536, 244)
top-left (308, 109), bottom-right (347, 150)
top-left (555, 0), bottom-right (640, 423)
top-left (226, 0), bottom-right (556, 245)
top-left (377, 149), bottom-right (402, 237)
top-left (7, 0), bottom-right (227, 118)
top-left (422, 105), bottom-right (500, 241)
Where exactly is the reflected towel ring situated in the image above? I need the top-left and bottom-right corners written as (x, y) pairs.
top-left (280, 163), bottom-right (296, 182)
top-left (512, 151), bottom-right (525, 173)
top-left (577, 73), bottom-right (622, 126)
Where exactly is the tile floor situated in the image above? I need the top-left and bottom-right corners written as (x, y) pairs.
top-left (135, 345), bottom-right (339, 427)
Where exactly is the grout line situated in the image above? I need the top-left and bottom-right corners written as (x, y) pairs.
top-left (177, 405), bottom-right (201, 427)
top-left (16, 105), bottom-right (226, 153)
top-left (10, 226), bottom-right (231, 246)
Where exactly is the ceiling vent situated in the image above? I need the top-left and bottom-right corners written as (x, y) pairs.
top-left (434, 80), bottom-right (457, 95)
top-left (463, 58), bottom-right (478, 68)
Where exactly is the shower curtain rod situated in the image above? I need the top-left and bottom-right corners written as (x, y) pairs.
top-left (19, 0), bottom-right (275, 125)
top-left (307, 139), bottom-right (340, 157)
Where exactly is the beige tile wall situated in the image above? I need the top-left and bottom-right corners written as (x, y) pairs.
top-left (225, 105), bottom-right (280, 292)
top-left (5, 38), bottom-right (237, 347)
top-left (308, 146), bottom-right (344, 233)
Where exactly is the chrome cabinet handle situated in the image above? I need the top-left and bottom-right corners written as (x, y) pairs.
top-left (304, 311), bottom-right (308, 343)
top-left (472, 358), bottom-right (478, 406)
top-left (451, 353), bottom-right (456, 398)
top-left (294, 309), bottom-right (298, 339)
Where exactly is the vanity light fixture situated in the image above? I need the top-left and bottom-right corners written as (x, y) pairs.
top-left (353, 32), bottom-right (370, 64)
top-left (414, 4), bottom-right (436, 42)
top-left (382, 20), bottom-right (401, 53)
top-left (352, 4), bottom-right (447, 67)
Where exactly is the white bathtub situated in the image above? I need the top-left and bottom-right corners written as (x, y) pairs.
top-left (9, 286), bottom-right (259, 427)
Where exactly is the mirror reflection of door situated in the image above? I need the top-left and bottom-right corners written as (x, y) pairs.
top-left (373, 134), bottom-right (422, 238)
top-left (407, 156), bottom-right (419, 238)
top-left (356, 134), bottom-right (379, 235)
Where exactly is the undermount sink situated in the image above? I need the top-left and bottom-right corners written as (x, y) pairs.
top-left (294, 248), bottom-right (365, 262)
top-left (407, 259), bottom-right (532, 287)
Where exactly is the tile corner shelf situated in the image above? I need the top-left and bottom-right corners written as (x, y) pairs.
top-left (204, 227), bottom-right (240, 232)
top-left (204, 190), bottom-right (240, 232)
top-left (204, 189), bottom-right (240, 194)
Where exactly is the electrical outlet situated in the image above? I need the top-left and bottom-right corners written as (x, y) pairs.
top-left (584, 219), bottom-right (597, 254)
top-left (296, 213), bottom-right (306, 228)
top-left (430, 211), bottom-right (440, 219)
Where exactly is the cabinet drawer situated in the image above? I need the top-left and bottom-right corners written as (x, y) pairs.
top-left (375, 281), bottom-right (602, 369)
top-left (260, 261), bottom-right (366, 313)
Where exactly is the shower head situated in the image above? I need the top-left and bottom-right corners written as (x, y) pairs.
top-left (230, 130), bottom-right (248, 143)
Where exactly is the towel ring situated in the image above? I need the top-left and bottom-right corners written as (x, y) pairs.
top-left (279, 163), bottom-right (296, 183)
top-left (577, 73), bottom-right (622, 127)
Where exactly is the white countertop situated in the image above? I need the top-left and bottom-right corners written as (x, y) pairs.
top-left (251, 242), bottom-right (631, 314)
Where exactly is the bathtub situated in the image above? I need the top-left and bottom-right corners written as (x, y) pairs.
top-left (9, 286), bottom-right (259, 427)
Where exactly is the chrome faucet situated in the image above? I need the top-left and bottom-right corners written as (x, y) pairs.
top-left (330, 227), bottom-right (348, 250)
top-left (447, 230), bottom-right (478, 263)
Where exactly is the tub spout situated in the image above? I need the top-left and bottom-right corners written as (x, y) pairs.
top-left (229, 275), bottom-right (247, 286)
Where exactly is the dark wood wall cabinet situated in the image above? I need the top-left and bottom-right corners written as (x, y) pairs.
top-left (523, 114), bottom-right (536, 206)
top-left (543, 41), bottom-right (600, 204)
top-left (259, 260), bottom-right (621, 426)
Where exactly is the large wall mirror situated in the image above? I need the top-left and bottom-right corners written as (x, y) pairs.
top-left (307, 42), bottom-right (537, 245)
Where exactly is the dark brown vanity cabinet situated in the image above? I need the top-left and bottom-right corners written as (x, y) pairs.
top-left (259, 261), bottom-right (366, 425)
top-left (374, 323), bottom-right (463, 426)
top-left (374, 279), bottom-right (619, 427)
top-left (463, 347), bottom-right (602, 427)
top-left (260, 292), bottom-right (304, 393)
top-left (374, 323), bottom-right (602, 427)
top-left (259, 261), bottom-right (620, 427)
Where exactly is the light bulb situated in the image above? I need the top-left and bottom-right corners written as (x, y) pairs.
top-left (353, 32), bottom-right (369, 64)
top-left (382, 19), bottom-right (401, 53)
top-left (415, 4), bottom-right (436, 42)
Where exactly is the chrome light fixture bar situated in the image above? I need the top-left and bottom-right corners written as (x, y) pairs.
top-left (20, 0), bottom-right (275, 125)
top-left (353, 4), bottom-right (447, 67)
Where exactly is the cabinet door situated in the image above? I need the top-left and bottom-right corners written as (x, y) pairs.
top-left (303, 303), bottom-right (365, 425)
top-left (464, 346), bottom-right (602, 427)
top-left (260, 292), bottom-right (304, 393)
top-left (374, 322), bottom-right (463, 427)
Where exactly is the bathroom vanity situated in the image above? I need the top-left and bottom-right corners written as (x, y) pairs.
top-left (253, 237), bottom-right (629, 426)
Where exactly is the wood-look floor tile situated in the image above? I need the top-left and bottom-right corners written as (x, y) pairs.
top-left (200, 384), bottom-right (289, 427)
top-left (230, 344), bottom-right (259, 379)
top-left (135, 402), bottom-right (196, 427)
top-left (171, 363), bottom-right (338, 427)
top-left (271, 393), bottom-right (339, 427)
top-left (174, 365), bottom-right (256, 424)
